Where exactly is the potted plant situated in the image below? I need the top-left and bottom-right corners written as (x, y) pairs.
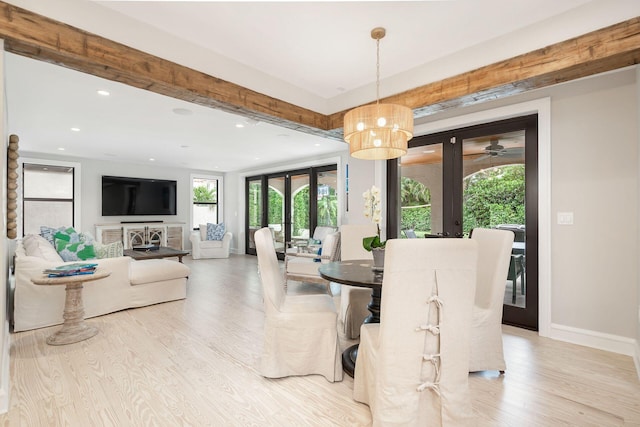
top-left (362, 185), bottom-right (386, 270)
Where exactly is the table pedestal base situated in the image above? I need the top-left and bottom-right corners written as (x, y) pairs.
top-left (342, 344), bottom-right (358, 378)
top-left (46, 282), bottom-right (98, 346)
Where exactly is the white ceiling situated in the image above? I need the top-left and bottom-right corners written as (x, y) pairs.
top-left (4, 0), bottom-right (640, 172)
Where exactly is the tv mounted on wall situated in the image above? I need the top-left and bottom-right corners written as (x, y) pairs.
top-left (102, 175), bottom-right (177, 216)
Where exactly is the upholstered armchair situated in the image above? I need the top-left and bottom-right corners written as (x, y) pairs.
top-left (254, 227), bottom-right (343, 383)
top-left (469, 228), bottom-right (514, 373)
top-left (284, 231), bottom-right (340, 294)
top-left (189, 225), bottom-right (232, 259)
top-left (353, 239), bottom-right (478, 426)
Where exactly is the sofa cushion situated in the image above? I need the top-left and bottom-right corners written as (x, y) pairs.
top-left (55, 239), bottom-right (96, 261)
top-left (206, 222), bottom-right (226, 241)
top-left (23, 234), bottom-right (64, 262)
top-left (199, 239), bottom-right (225, 249)
top-left (287, 257), bottom-right (322, 276)
top-left (129, 259), bottom-right (191, 285)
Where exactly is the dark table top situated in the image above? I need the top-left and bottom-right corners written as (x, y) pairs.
top-left (318, 260), bottom-right (383, 289)
top-left (124, 246), bottom-right (189, 260)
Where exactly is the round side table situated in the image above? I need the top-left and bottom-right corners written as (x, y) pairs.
top-left (31, 269), bottom-right (111, 345)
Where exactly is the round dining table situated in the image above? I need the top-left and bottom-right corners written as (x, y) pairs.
top-left (318, 260), bottom-right (383, 377)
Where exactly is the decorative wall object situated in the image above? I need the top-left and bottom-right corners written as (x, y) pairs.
top-left (7, 134), bottom-right (19, 239)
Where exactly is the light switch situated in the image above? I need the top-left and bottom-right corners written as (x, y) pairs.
top-left (557, 212), bottom-right (573, 225)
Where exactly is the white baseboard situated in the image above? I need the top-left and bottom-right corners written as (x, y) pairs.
top-left (0, 319), bottom-right (10, 414)
top-left (549, 323), bottom-right (637, 357)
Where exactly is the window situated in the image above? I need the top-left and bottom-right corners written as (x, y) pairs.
top-left (22, 162), bottom-right (75, 236)
top-left (192, 176), bottom-right (221, 228)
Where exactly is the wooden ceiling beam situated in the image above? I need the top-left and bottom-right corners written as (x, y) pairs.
top-left (0, 2), bottom-right (330, 137)
top-left (0, 2), bottom-right (639, 140)
top-left (327, 17), bottom-right (640, 129)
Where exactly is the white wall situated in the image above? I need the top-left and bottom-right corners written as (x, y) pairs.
top-left (636, 65), bottom-right (640, 376)
top-left (550, 70), bottom-right (638, 342)
top-left (0, 41), bottom-right (10, 414)
top-left (18, 151), bottom-right (223, 250)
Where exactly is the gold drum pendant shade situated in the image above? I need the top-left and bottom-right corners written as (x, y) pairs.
top-left (344, 27), bottom-right (413, 160)
top-left (344, 103), bottom-right (413, 160)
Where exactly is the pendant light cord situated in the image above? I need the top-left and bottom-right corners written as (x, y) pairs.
top-left (376, 37), bottom-right (380, 107)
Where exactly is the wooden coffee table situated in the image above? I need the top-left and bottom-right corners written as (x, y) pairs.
top-left (124, 246), bottom-right (190, 263)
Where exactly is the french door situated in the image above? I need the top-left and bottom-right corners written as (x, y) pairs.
top-left (246, 165), bottom-right (337, 259)
top-left (388, 115), bottom-right (538, 330)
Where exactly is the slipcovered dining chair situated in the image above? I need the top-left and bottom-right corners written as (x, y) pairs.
top-left (284, 231), bottom-right (340, 294)
top-left (469, 227), bottom-right (514, 373)
top-left (338, 223), bottom-right (378, 339)
top-left (353, 238), bottom-right (478, 426)
top-left (254, 227), bottom-right (343, 383)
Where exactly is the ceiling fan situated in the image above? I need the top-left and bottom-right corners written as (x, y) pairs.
top-left (473, 138), bottom-right (524, 161)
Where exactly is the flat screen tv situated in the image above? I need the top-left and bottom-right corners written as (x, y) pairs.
top-left (102, 175), bottom-right (177, 216)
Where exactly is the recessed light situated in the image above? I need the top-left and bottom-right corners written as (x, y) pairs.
top-left (314, 143), bottom-right (321, 147)
top-left (97, 90), bottom-right (110, 96)
top-left (235, 123), bottom-right (245, 128)
top-left (172, 108), bottom-right (193, 116)
top-left (254, 157), bottom-right (260, 160)
top-left (57, 148), bottom-right (65, 151)
top-left (70, 127), bottom-right (80, 132)
top-left (149, 158), bottom-right (155, 162)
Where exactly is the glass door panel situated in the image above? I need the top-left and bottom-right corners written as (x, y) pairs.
top-left (317, 170), bottom-right (338, 228)
top-left (461, 131), bottom-right (526, 308)
top-left (246, 178), bottom-right (262, 253)
top-left (290, 173), bottom-right (310, 246)
top-left (268, 176), bottom-right (286, 256)
top-left (245, 165), bottom-right (338, 258)
top-left (399, 143), bottom-right (444, 237)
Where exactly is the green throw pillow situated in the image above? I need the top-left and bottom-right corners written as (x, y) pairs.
top-left (55, 239), bottom-right (96, 261)
top-left (54, 227), bottom-right (80, 244)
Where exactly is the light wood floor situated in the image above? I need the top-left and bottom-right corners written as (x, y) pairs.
top-left (2, 254), bottom-right (639, 426)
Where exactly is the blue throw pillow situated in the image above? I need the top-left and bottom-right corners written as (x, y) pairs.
top-left (206, 223), bottom-right (226, 241)
top-left (40, 225), bottom-right (67, 246)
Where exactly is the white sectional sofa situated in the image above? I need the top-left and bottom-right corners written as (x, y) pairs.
top-left (13, 235), bottom-right (191, 332)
